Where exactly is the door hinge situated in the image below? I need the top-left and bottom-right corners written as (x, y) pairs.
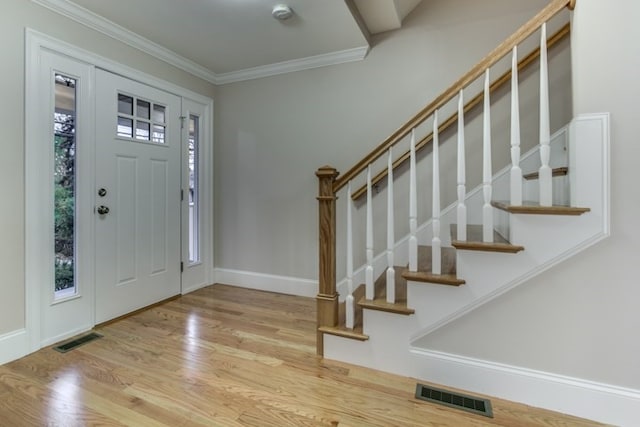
top-left (181, 189), bottom-right (184, 201)
top-left (180, 262), bottom-right (184, 273)
top-left (179, 116), bottom-right (186, 129)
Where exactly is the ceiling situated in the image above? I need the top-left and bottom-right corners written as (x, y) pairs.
top-left (34, 0), bottom-right (423, 84)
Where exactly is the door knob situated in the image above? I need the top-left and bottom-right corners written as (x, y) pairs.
top-left (97, 205), bottom-right (110, 215)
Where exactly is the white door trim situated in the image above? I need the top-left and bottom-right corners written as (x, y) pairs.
top-left (22, 28), bottom-right (214, 359)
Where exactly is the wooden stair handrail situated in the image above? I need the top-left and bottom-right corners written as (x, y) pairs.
top-left (333, 0), bottom-right (574, 194)
top-left (351, 23), bottom-right (571, 201)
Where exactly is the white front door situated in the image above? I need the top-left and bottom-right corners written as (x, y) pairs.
top-left (94, 69), bottom-right (181, 323)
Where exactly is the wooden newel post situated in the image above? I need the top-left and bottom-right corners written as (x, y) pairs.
top-left (316, 165), bottom-right (339, 356)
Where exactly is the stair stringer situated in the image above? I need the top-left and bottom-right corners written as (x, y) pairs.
top-left (323, 113), bottom-right (610, 380)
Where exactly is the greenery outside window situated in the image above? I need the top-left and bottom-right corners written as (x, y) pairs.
top-left (54, 74), bottom-right (77, 298)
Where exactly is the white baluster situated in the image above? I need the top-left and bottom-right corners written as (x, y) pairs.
top-left (456, 90), bottom-right (467, 242)
top-left (511, 46), bottom-right (523, 206)
top-left (432, 111), bottom-right (441, 275)
top-left (483, 69), bottom-right (494, 243)
top-left (408, 129), bottom-right (418, 272)
top-left (386, 148), bottom-right (395, 304)
top-left (345, 181), bottom-right (354, 329)
top-left (365, 165), bottom-right (374, 300)
top-left (538, 22), bottom-right (552, 206)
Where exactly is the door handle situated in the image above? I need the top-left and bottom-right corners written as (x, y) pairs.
top-left (97, 205), bottom-right (110, 215)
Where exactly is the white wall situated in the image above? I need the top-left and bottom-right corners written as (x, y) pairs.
top-left (419, 0), bottom-right (640, 390)
top-left (213, 0), bottom-right (570, 282)
top-left (0, 0), bottom-right (215, 337)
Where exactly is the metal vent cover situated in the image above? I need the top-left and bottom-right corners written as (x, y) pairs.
top-left (54, 332), bottom-right (103, 353)
top-left (415, 383), bottom-right (493, 418)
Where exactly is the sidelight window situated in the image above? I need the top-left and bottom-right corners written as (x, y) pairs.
top-left (188, 115), bottom-right (200, 263)
top-left (54, 74), bottom-right (77, 298)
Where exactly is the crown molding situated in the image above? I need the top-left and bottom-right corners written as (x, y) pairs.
top-left (31, 0), bottom-right (218, 84)
top-left (215, 46), bottom-right (370, 85)
top-left (31, 0), bottom-right (370, 86)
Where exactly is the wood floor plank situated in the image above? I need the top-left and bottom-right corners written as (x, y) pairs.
top-left (0, 284), bottom-right (604, 426)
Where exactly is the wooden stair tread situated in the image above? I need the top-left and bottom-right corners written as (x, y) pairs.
top-left (491, 200), bottom-right (590, 216)
top-left (320, 285), bottom-right (369, 341)
top-left (450, 224), bottom-right (524, 253)
top-left (318, 325), bottom-right (369, 341)
top-left (358, 268), bottom-right (415, 315)
top-left (523, 166), bottom-right (568, 180)
top-left (402, 246), bottom-right (465, 286)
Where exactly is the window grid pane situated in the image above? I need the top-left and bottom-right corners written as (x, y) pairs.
top-left (137, 99), bottom-right (150, 119)
top-left (118, 94), bottom-right (133, 115)
top-left (153, 104), bottom-right (166, 123)
top-left (136, 121), bottom-right (150, 140)
top-left (117, 116), bottom-right (133, 138)
top-left (152, 125), bottom-right (165, 143)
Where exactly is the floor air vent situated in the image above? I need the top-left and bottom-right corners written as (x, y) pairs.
top-left (415, 383), bottom-right (493, 418)
top-left (54, 332), bottom-right (103, 353)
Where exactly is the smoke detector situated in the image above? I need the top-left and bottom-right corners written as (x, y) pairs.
top-left (272, 4), bottom-right (294, 21)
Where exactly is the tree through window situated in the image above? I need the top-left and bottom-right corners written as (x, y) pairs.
top-left (54, 74), bottom-right (77, 296)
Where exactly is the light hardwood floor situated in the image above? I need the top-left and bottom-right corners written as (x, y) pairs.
top-left (0, 284), bottom-right (604, 426)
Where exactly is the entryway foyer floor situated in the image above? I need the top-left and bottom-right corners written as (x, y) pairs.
top-left (0, 284), bottom-right (603, 426)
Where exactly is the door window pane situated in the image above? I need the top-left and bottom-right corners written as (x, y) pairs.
top-left (153, 104), bottom-right (165, 123)
top-left (152, 125), bottom-right (165, 144)
top-left (136, 121), bottom-right (150, 140)
top-left (116, 94), bottom-right (166, 145)
top-left (118, 94), bottom-right (133, 115)
top-left (117, 117), bottom-right (133, 138)
top-left (54, 74), bottom-right (77, 298)
top-left (137, 99), bottom-right (150, 119)
top-left (188, 115), bottom-right (200, 263)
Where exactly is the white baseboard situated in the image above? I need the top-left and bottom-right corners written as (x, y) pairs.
top-left (0, 329), bottom-right (29, 365)
top-left (410, 347), bottom-right (640, 426)
top-left (214, 268), bottom-right (318, 298)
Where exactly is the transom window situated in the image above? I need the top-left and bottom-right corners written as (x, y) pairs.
top-left (117, 93), bottom-right (166, 143)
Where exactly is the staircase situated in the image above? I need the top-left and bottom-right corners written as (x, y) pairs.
top-left (314, 0), bottom-right (610, 380)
